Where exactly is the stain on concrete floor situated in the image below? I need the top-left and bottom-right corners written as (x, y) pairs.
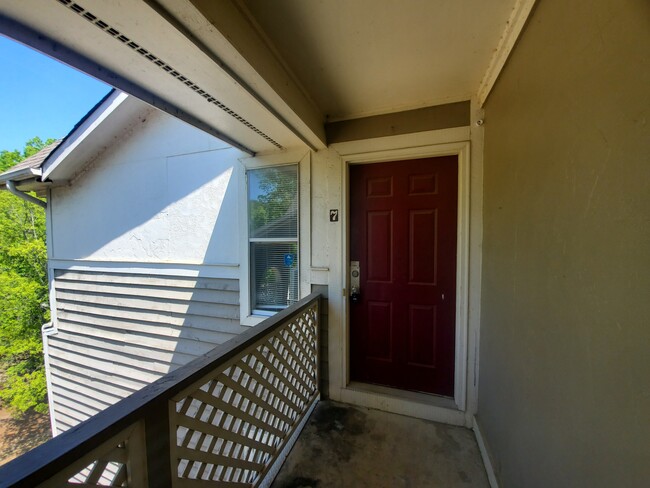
top-left (272, 401), bottom-right (489, 488)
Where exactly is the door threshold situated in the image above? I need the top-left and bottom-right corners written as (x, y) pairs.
top-left (347, 381), bottom-right (457, 410)
top-left (337, 381), bottom-right (466, 426)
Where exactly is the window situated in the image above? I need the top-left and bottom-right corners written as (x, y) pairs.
top-left (247, 165), bottom-right (299, 314)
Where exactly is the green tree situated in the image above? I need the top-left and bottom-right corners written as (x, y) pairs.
top-left (249, 166), bottom-right (297, 235)
top-left (0, 137), bottom-right (52, 415)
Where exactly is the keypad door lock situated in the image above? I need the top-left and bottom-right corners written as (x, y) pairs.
top-left (350, 261), bottom-right (361, 303)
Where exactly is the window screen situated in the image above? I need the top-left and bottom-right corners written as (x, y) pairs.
top-left (248, 166), bottom-right (298, 313)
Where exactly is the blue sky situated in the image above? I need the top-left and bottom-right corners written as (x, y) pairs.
top-left (0, 35), bottom-right (111, 152)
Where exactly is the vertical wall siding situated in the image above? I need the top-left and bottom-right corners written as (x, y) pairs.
top-left (47, 269), bottom-right (243, 434)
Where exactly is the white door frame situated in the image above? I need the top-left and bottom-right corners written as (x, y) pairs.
top-left (329, 127), bottom-right (479, 426)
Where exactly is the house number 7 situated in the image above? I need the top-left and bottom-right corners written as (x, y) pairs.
top-left (329, 209), bottom-right (339, 222)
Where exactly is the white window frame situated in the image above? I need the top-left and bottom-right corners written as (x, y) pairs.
top-left (248, 166), bottom-right (299, 316)
top-left (238, 149), bottom-right (311, 326)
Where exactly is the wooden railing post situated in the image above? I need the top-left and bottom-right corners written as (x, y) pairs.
top-left (144, 399), bottom-right (174, 488)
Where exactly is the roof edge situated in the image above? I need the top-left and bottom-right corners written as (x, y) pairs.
top-left (0, 165), bottom-right (42, 182)
top-left (41, 89), bottom-right (131, 181)
top-left (0, 89), bottom-right (115, 186)
top-left (46, 88), bottom-right (116, 167)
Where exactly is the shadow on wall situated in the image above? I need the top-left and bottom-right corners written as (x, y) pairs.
top-left (166, 174), bottom-right (248, 371)
top-left (50, 110), bottom-right (243, 265)
top-left (45, 115), bottom-right (252, 433)
top-left (167, 149), bottom-right (249, 370)
top-left (168, 160), bottom-right (304, 371)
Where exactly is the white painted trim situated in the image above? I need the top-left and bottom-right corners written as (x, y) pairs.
top-left (237, 159), bottom-right (252, 324)
top-left (44, 187), bottom-right (61, 437)
top-left (259, 395), bottom-right (319, 488)
top-left (237, 148), bottom-right (311, 169)
top-left (249, 237), bottom-right (298, 243)
top-left (340, 140), bottom-right (470, 165)
top-left (47, 259), bottom-right (240, 280)
top-left (299, 151), bottom-right (312, 300)
top-left (45, 189), bottom-right (59, 321)
top-left (41, 322), bottom-right (58, 437)
top-left (477, 0), bottom-right (537, 107)
top-left (466, 98), bottom-right (486, 422)
top-left (41, 91), bottom-right (128, 180)
top-left (473, 416), bottom-right (500, 488)
top-left (336, 138), bottom-right (472, 418)
top-left (238, 148), bottom-right (311, 326)
top-left (455, 142), bottom-right (471, 411)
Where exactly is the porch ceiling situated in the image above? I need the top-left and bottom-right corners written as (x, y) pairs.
top-left (242, 0), bottom-right (517, 121)
top-left (0, 0), bottom-right (524, 154)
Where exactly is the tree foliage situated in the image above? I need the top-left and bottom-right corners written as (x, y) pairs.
top-left (249, 166), bottom-right (298, 236)
top-left (0, 137), bottom-right (52, 415)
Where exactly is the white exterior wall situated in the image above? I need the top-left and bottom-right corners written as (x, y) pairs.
top-left (44, 107), bottom-right (249, 435)
top-left (49, 108), bottom-right (244, 265)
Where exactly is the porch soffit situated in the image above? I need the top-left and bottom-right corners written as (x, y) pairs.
top-left (0, 0), bottom-right (530, 153)
top-left (0, 0), bottom-right (312, 154)
top-left (242, 0), bottom-right (518, 121)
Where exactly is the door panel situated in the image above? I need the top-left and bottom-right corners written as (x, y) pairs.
top-left (408, 304), bottom-right (437, 368)
top-left (349, 156), bottom-right (457, 396)
top-left (367, 211), bottom-right (393, 282)
top-left (367, 301), bottom-right (392, 361)
top-left (409, 209), bottom-right (437, 284)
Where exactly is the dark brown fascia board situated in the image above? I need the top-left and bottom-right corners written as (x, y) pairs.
top-left (325, 101), bottom-right (470, 144)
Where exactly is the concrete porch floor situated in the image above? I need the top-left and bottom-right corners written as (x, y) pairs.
top-left (272, 401), bottom-right (490, 488)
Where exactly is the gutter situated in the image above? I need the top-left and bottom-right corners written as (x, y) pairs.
top-left (0, 166), bottom-right (41, 181)
top-left (6, 180), bottom-right (47, 208)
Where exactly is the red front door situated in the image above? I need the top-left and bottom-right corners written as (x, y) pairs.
top-left (349, 156), bottom-right (458, 396)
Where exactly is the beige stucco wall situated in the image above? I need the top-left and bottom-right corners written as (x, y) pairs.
top-left (477, 0), bottom-right (650, 486)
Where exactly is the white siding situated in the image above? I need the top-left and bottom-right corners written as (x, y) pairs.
top-left (47, 269), bottom-right (243, 435)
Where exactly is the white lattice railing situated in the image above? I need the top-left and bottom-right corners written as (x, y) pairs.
top-left (171, 297), bottom-right (319, 486)
top-left (0, 293), bottom-right (320, 488)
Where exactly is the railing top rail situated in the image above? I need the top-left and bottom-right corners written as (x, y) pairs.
top-left (0, 292), bottom-right (321, 488)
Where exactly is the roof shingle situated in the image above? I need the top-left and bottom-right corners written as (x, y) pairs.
top-left (0, 140), bottom-right (62, 181)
